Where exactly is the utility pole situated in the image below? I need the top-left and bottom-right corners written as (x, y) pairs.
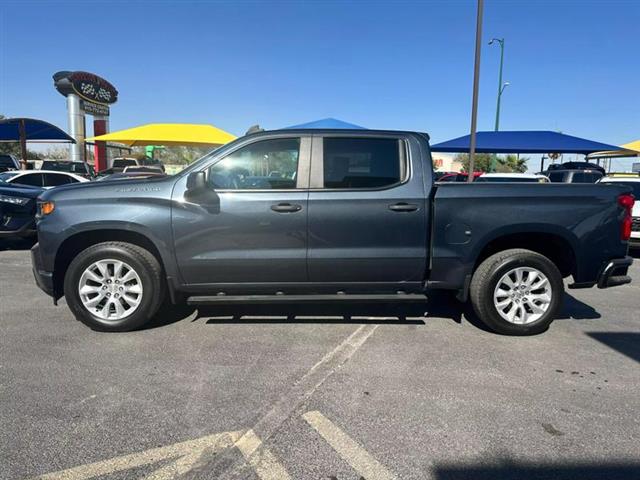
top-left (467, 0), bottom-right (484, 182)
top-left (489, 38), bottom-right (508, 172)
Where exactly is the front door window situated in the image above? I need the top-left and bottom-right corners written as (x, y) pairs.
top-left (208, 138), bottom-right (300, 190)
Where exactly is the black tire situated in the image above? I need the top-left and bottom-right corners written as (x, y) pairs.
top-left (469, 248), bottom-right (564, 335)
top-left (63, 242), bottom-right (165, 332)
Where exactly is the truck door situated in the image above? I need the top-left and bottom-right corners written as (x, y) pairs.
top-left (307, 134), bottom-right (428, 286)
top-left (171, 135), bottom-right (311, 286)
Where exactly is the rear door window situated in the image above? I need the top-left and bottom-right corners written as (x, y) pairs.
top-left (44, 173), bottom-right (75, 186)
top-left (322, 137), bottom-right (404, 189)
top-left (12, 173), bottom-right (43, 187)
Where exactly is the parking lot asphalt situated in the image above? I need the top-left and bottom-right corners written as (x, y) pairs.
top-left (1, 239), bottom-right (639, 480)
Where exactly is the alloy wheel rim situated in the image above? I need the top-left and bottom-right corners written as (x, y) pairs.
top-left (493, 266), bottom-right (552, 325)
top-left (78, 259), bottom-right (143, 321)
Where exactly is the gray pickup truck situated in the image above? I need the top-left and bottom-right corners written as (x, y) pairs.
top-left (31, 129), bottom-right (634, 335)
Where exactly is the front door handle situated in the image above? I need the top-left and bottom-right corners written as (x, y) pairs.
top-left (271, 203), bottom-right (302, 213)
top-left (388, 202), bottom-right (419, 212)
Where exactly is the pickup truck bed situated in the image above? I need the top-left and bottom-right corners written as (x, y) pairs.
top-left (31, 129), bottom-right (633, 335)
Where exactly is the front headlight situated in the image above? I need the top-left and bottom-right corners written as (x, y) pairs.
top-left (0, 194), bottom-right (30, 206)
top-left (37, 201), bottom-right (55, 216)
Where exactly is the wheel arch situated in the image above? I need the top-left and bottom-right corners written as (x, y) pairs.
top-left (472, 228), bottom-right (578, 278)
top-left (53, 228), bottom-right (171, 297)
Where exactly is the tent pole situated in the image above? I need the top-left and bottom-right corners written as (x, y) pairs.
top-left (19, 119), bottom-right (28, 170)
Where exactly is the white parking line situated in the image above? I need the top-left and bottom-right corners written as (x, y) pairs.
top-left (303, 410), bottom-right (397, 480)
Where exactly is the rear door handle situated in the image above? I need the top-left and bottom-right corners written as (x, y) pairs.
top-left (388, 202), bottom-right (419, 212)
top-left (271, 203), bottom-right (302, 213)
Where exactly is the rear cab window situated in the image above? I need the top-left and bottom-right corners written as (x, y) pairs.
top-left (548, 171), bottom-right (566, 182)
top-left (44, 173), bottom-right (75, 186)
top-left (321, 137), bottom-right (406, 189)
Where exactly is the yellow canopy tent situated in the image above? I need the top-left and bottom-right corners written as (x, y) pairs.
top-left (86, 123), bottom-right (236, 147)
top-left (588, 140), bottom-right (640, 159)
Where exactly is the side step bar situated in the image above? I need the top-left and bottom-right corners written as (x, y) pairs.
top-left (187, 293), bottom-right (428, 306)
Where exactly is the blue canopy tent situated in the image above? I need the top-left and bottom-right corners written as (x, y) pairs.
top-left (284, 118), bottom-right (366, 129)
top-left (431, 131), bottom-right (622, 171)
top-left (0, 117), bottom-right (75, 169)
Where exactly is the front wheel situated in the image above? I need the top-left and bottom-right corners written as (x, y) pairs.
top-left (63, 242), bottom-right (165, 332)
top-left (469, 249), bottom-right (564, 335)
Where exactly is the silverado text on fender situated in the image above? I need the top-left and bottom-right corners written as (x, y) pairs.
top-left (31, 129), bottom-right (634, 335)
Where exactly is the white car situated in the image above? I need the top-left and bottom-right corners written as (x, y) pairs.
top-left (0, 170), bottom-right (89, 189)
top-left (475, 173), bottom-right (550, 183)
top-left (598, 175), bottom-right (640, 248)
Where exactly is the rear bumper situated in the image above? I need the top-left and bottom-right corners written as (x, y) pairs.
top-left (597, 256), bottom-right (633, 289)
top-left (31, 242), bottom-right (55, 297)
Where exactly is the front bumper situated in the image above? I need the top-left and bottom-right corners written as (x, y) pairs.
top-left (0, 216), bottom-right (36, 238)
top-left (597, 256), bottom-right (633, 289)
top-left (31, 242), bottom-right (55, 297)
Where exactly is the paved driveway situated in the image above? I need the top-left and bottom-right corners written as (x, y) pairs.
top-left (1, 239), bottom-right (639, 479)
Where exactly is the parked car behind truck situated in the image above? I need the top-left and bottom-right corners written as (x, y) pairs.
top-left (0, 181), bottom-right (44, 238)
top-left (31, 129), bottom-right (634, 335)
top-left (0, 154), bottom-right (20, 173)
top-left (598, 175), bottom-right (640, 248)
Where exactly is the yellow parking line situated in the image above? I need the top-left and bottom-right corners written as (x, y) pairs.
top-left (303, 411), bottom-right (397, 480)
top-left (235, 429), bottom-right (292, 480)
top-left (32, 431), bottom-right (243, 480)
top-left (30, 429), bottom-right (291, 480)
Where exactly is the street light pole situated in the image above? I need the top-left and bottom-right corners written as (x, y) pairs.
top-left (467, 0), bottom-right (484, 183)
top-left (489, 38), bottom-right (508, 172)
top-left (490, 38), bottom-right (505, 131)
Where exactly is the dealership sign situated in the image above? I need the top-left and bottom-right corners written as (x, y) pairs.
top-left (53, 70), bottom-right (118, 105)
top-left (81, 100), bottom-right (110, 117)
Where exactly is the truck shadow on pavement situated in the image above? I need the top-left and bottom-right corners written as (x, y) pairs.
top-left (586, 332), bottom-right (640, 363)
top-left (0, 237), bottom-right (36, 251)
top-left (433, 460), bottom-right (640, 480)
top-left (147, 290), bottom-right (601, 332)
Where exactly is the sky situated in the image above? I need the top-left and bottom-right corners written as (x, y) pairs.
top-left (1, 0), bottom-right (639, 171)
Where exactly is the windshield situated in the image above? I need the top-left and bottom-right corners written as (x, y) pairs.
top-left (0, 155), bottom-right (17, 168)
top-left (112, 159), bottom-right (137, 168)
top-left (42, 161), bottom-right (92, 175)
top-left (0, 172), bottom-right (19, 181)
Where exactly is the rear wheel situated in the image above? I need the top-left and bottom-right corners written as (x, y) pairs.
top-left (470, 249), bottom-right (564, 335)
top-left (63, 242), bottom-right (165, 332)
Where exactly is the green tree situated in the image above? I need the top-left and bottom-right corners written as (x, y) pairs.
top-left (455, 152), bottom-right (529, 173)
top-left (455, 152), bottom-right (494, 172)
top-left (497, 154), bottom-right (529, 173)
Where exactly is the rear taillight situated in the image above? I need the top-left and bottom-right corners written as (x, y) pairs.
top-left (618, 193), bottom-right (635, 241)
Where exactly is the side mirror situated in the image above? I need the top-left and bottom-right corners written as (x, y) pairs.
top-left (186, 171), bottom-right (206, 191)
